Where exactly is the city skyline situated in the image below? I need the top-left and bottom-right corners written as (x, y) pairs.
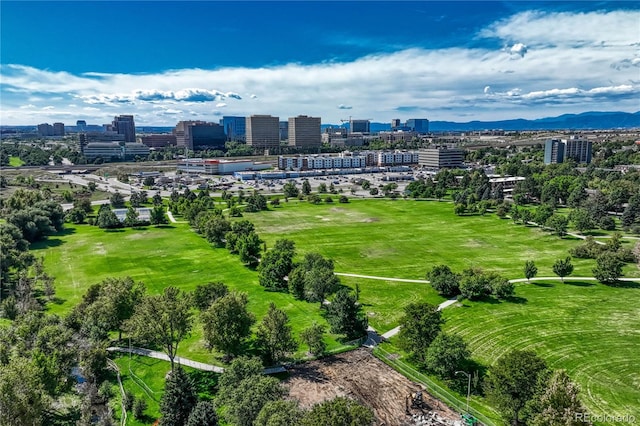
top-left (1, 1), bottom-right (638, 126)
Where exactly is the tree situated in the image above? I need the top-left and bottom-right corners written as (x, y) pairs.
top-left (159, 367), bottom-right (198, 426)
top-left (301, 179), bottom-right (311, 195)
top-left (326, 289), bottom-right (368, 340)
top-left (0, 359), bottom-right (48, 426)
top-left (217, 358), bottom-right (286, 426)
top-left (484, 350), bottom-right (548, 425)
top-left (133, 398), bottom-right (148, 420)
top-left (150, 205), bottom-right (168, 225)
top-left (546, 214), bottom-right (569, 237)
top-left (570, 208), bottom-right (595, 234)
top-left (491, 276), bottom-right (515, 299)
top-left (283, 182), bottom-right (299, 198)
top-left (143, 176), bottom-right (155, 187)
top-left (153, 192), bottom-right (163, 206)
top-left (424, 333), bottom-right (470, 379)
top-left (592, 251), bottom-right (623, 285)
top-left (553, 257), bottom-right (574, 283)
top-left (528, 370), bottom-right (591, 426)
top-left (304, 265), bottom-right (340, 305)
top-left (96, 207), bottom-right (120, 229)
top-left (300, 322), bottom-right (326, 356)
top-left (318, 183), bottom-right (327, 193)
top-left (127, 287), bottom-right (193, 371)
top-left (255, 400), bottom-right (304, 426)
top-left (201, 291), bottom-right (255, 360)
top-left (66, 207), bottom-right (87, 224)
top-left (124, 206), bottom-right (140, 227)
top-left (109, 191), bottom-right (125, 208)
top-left (398, 302), bottom-right (444, 364)
top-left (258, 239), bottom-right (296, 291)
top-left (202, 216), bottom-right (231, 246)
top-left (256, 302), bottom-right (297, 364)
top-left (426, 264), bottom-right (460, 297)
top-left (524, 260), bottom-right (538, 283)
top-left (238, 231), bottom-right (262, 267)
top-left (301, 397), bottom-right (374, 426)
top-left (192, 282), bottom-right (228, 311)
top-left (186, 401), bottom-right (219, 426)
top-left (339, 195), bottom-right (349, 203)
top-left (459, 271), bottom-right (491, 300)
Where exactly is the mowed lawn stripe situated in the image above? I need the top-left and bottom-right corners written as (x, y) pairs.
top-left (443, 281), bottom-right (640, 422)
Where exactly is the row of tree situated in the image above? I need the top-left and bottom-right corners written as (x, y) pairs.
top-left (426, 265), bottom-right (515, 300)
top-left (159, 356), bottom-right (374, 426)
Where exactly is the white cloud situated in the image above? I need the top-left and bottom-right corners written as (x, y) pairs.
top-left (509, 43), bottom-right (528, 58)
top-left (2, 9), bottom-right (639, 125)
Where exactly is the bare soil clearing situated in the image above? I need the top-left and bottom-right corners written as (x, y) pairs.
top-left (284, 348), bottom-right (461, 426)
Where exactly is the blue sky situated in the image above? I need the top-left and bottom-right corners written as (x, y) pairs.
top-left (1, 1), bottom-right (639, 125)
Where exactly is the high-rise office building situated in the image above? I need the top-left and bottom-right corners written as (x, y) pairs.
top-left (112, 115), bottom-right (136, 142)
top-left (53, 122), bottom-right (65, 136)
top-left (288, 115), bottom-right (321, 148)
top-left (279, 121), bottom-right (289, 141)
top-left (349, 119), bottom-right (370, 134)
top-left (246, 115), bottom-right (280, 148)
top-left (391, 119), bottom-right (401, 129)
top-left (175, 121), bottom-right (226, 150)
top-left (37, 123), bottom-right (54, 136)
top-left (406, 118), bottom-right (429, 133)
top-left (221, 116), bottom-right (246, 142)
top-left (76, 120), bottom-right (87, 131)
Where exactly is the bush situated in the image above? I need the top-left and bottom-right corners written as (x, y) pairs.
top-left (98, 380), bottom-right (113, 401)
top-left (338, 195), bottom-right (349, 203)
top-left (491, 277), bottom-right (515, 299)
top-left (599, 216), bottom-right (616, 230)
top-left (123, 390), bottom-right (135, 411)
top-left (132, 398), bottom-right (147, 420)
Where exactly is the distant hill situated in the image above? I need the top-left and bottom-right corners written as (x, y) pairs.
top-left (363, 111), bottom-right (640, 132)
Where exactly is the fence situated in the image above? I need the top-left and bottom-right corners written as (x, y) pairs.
top-left (373, 346), bottom-right (501, 426)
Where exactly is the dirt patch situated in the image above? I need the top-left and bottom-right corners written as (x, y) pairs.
top-left (93, 243), bottom-right (106, 255)
top-left (330, 207), bottom-right (347, 212)
top-left (362, 217), bottom-right (380, 223)
top-left (284, 348), bottom-right (461, 426)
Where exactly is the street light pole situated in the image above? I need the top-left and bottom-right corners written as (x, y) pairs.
top-left (456, 370), bottom-right (471, 413)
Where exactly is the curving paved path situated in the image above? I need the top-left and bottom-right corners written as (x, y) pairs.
top-left (106, 346), bottom-right (286, 375)
top-left (335, 272), bottom-right (430, 284)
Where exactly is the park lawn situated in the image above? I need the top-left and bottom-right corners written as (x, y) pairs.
top-left (9, 156), bottom-right (24, 166)
top-left (248, 199), bottom-right (629, 279)
top-left (338, 275), bottom-right (444, 332)
top-left (443, 280), bottom-right (640, 425)
top-left (34, 223), bottom-right (344, 362)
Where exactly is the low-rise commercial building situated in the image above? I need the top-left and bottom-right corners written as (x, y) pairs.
top-left (139, 134), bottom-right (177, 148)
top-left (176, 158), bottom-right (271, 175)
top-left (418, 146), bottom-right (465, 169)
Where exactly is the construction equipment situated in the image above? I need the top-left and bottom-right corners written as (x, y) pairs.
top-left (405, 389), bottom-right (429, 413)
top-left (462, 413), bottom-right (478, 425)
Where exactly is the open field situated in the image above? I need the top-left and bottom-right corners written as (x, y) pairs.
top-left (33, 198), bottom-right (640, 424)
top-left (443, 280), bottom-right (640, 423)
top-left (34, 223), bottom-right (344, 361)
top-left (249, 199), bottom-right (640, 281)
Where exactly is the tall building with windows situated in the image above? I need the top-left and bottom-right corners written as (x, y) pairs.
top-left (544, 139), bottom-right (565, 164)
top-left (221, 116), bottom-right (246, 142)
top-left (53, 122), bottom-right (65, 136)
top-left (406, 118), bottom-right (429, 133)
top-left (544, 137), bottom-right (591, 164)
top-left (37, 123), bottom-right (54, 136)
top-left (246, 115), bottom-right (280, 148)
top-left (349, 119), bottom-right (370, 134)
top-left (112, 115), bottom-right (136, 142)
top-left (76, 120), bottom-right (87, 131)
top-left (288, 115), bottom-right (321, 148)
top-left (175, 121), bottom-right (226, 150)
top-left (279, 121), bottom-right (289, 141)
top-left (565, 136), bottom-right (592, 164)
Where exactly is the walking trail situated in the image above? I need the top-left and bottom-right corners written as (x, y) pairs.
top-left (105, 346), bottom-right (285, 375)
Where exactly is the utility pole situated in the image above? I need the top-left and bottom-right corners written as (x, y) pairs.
top-left (455, 370), bottom-right (471, 413)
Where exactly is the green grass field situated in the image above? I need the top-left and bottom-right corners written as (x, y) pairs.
top-left (34, 222), bottom-right (347, 362)
top-left (249, 199), bottom-right (640, 281)
top-left (443, 280), bottom-right (640, 423)
top-left (34, 198), bottom-right (640, 424)
top-left (8, 156), bottom-right (25, 166)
